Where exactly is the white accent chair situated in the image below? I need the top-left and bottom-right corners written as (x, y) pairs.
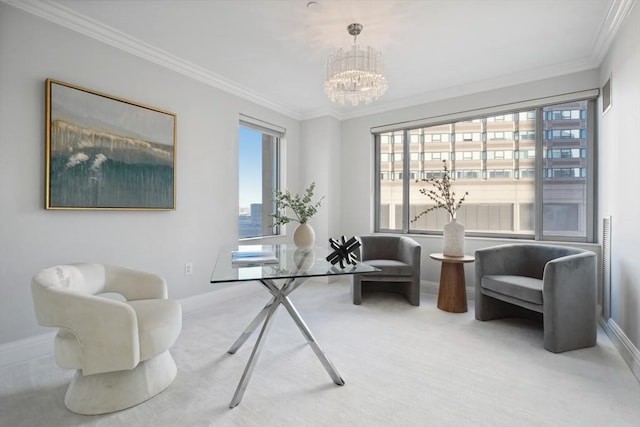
top-left (31, 263), bottom-right (182, 415)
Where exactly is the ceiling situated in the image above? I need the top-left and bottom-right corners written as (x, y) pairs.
top-left (12, 0), bottom-right (629, 120)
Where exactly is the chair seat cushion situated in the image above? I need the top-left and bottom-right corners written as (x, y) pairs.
top-left (127, 299), bottom-right (182, 362)
top-left (481, 275), bottom-right (543, 305)
top-left (364, 259), bottom-right (413, 277)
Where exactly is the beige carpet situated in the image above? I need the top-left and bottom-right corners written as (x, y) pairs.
top-left (1, 278), bottom-right (639, 427)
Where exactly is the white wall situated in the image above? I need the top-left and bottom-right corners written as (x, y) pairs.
top-left (598, 3), bottom-right (640, 354)
top-left (299, 116), bottom-right (342, 244)
top-left (0, 4), bottom-right (301, 345)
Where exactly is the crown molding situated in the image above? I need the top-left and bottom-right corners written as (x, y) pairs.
top-left (4, 0), bottom-right (635, 123)
top-left (299, 0), bottom-right (636, 122)
top-left (590, 0), bottom-right (637, 65)
top-left (299, 105), bottom-right (344, 121)
top-left (337, 56), bottom-right (599, 121)
top-left (2, 0), bottom-right (303, 120)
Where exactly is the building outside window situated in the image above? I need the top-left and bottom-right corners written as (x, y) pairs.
top-left (238, 117), bottom-right (283, 239)
top-left (375, 97), bottom-right (595, 242)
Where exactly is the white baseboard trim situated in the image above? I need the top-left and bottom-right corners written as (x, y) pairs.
top-left (420, 280), bottom-right (439, 295)
top-left (0, 283), bottom-right (262, 369)
top-left (599, 317), bottom-right (640, 384)
top-left (423, 283), bottom-right (639, 384)
top-left (420, 280), bottom-right (475, 301)
top-left (179, 282), bottom-right (259, 314)
top-left (0, 331), bottom-right (56, 369)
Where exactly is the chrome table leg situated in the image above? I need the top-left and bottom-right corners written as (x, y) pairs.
top-left (229, 293), bottom-right (281, 408)
top-left (228, 276), bottom-right (344, 408)
top-left (227, 296), bottom-right (276, 354)
top-left (281, 296), bottom-right (344, 385)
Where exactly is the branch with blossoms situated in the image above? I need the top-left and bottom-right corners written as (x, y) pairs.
top-left (411, 160), bottom-right (468, 222)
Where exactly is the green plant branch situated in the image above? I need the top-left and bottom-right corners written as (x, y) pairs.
top-left (271, 182), bottom-right (325, 226)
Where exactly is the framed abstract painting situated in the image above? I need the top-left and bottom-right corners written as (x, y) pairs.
top-left (45, 79), bottom-right (176, 210)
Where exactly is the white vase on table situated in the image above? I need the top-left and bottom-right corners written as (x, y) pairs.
top-left (293, 223), bottom-right (315, 249)
top-left (443, 217), bottom-right (465, 257)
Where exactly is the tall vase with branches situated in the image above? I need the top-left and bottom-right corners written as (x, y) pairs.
top-left (413, 160), bottom-right (469, 256)
top-left (412, 160), bottom-right (468, 222)
top-left (271, 182), bottom-right (324, 248)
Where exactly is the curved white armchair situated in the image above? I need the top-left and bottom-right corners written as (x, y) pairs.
top-left (31, 263), bottom-right (182, 415)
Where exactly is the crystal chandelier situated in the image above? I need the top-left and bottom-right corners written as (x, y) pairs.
top-left (324, 23), bottom-right (388, 106)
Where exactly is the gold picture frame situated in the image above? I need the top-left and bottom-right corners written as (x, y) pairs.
top-left (45, 79), bottom-right (176, 210)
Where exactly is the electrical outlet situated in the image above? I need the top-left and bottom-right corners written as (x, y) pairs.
top-left (184, 262), bottom-right (193, 276)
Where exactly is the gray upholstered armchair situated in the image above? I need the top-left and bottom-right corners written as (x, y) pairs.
top-left (475, 244), bottom-right (597, 353)
top-left (352, 235), bottom-right (421, 306)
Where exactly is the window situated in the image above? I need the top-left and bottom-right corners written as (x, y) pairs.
top-left (487, 131), bottom-right (514, 141)
top-left (238, 117), bottom-right (283, 239)
top-left (518, 111), bottom-right (536, 121)
top-left (548, 109), bottom-right (583, 120)
top-left (374, 97), bottom-right (596, 242)
top-left (425, 133), bottom-right (450, 143)
top-left (518, 130), bottom-right (536, 140)
top-left (455, 151), bottom-right (480, 161)
top-left (549, 129), bottom-right (582, 139)
top-left (456, 169), bottom-right (480, 179)
top-left (455, 132), bottom-right (481, 142)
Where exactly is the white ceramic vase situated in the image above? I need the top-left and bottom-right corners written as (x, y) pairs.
top-left (293, 223), bottom-right (315, 249)
top-left (443, 217), bottom-right (465, 257)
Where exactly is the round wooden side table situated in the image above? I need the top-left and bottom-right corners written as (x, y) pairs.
top-left (429, 253), bottom-right (475, 313)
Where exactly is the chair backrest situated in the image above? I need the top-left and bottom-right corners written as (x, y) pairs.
top-left (31, 264), bottom-right (110, 328)
top-left (522, 245), bottom-right (586, 279)
top-left (359, 235), bottom-right (396, 260)
top-left (33, 263), bottom-right (109, 295)
top-left (483, 244), bottom-right (587, 279)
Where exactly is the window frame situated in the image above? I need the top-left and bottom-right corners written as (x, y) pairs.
top-left (238, 115), bottom-right (285, 240)
top-left (373, 92), bottom-right (597, 243)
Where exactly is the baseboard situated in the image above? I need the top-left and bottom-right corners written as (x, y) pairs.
top-left (420, 280), bottom-right (439, 295)
top-left (0, 331), bottom-right (56, 369)
top-left (0, 283), bottom-right (262, 369)
top-left (420, 280), bottom-right (475, 301)
top-left (423, 284), bottom-right (639, 384)
top-left (599, 316), bottom-right (640, 384)
top-left (179, 282), bottom-right (259, 314)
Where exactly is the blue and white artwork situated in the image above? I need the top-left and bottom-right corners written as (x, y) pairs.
top-left (46, 79), bottom-right (176, 209)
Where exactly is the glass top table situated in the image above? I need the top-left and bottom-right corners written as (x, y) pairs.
top-left (210, 244), bottom-right (379, 408)
top-left (211, 244), bottom-right (378, 283)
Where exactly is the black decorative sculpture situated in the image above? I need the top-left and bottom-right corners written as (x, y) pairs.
top-left (326, 236), bottom-right (360, 269)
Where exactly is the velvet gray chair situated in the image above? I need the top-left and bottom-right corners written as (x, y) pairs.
top-left (352, 235), bottom-right (421, 306)
top-left (31, 263), bottom-right (182, 414)
top-left (475, 244), bottom-right (597, 353)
